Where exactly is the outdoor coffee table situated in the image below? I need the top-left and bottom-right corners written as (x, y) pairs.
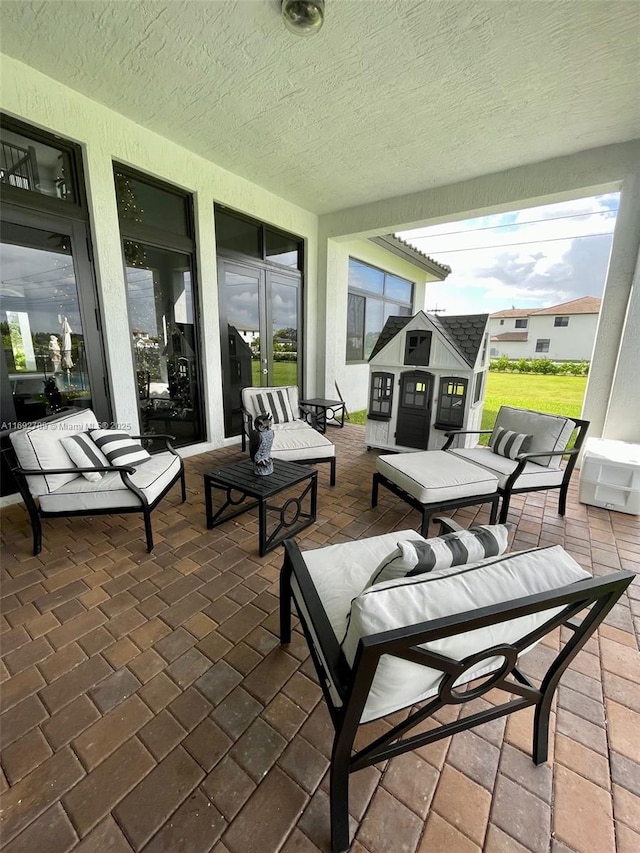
top-left (204, 459), bottom-right (318, 556)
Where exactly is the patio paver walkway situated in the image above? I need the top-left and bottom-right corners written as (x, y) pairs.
top-left (1, 424), bottom-right (638, 852)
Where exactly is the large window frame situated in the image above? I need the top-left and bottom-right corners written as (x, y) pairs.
top-left (346, 258), bottom-right (413, 363)
top-left (554, 316), bottom-right (569, 327)
top-left (114, 164), bottom-right (204, 446)
top-left (536, 339), bottom-right (550, 353)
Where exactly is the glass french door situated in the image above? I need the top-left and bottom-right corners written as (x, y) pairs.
top-left (218, 259), bottom-right (301, 437)
top-left (0, 208), bottom-right (108, 493)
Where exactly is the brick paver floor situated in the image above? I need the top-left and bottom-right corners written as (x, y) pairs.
top-left (1, 424), bottom-right (638, 852)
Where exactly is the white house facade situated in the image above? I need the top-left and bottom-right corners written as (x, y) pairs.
top-left (489, 298), bottom-right (602, 361)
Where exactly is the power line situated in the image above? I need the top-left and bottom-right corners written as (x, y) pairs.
top-left (411, 231), bottom-right (615, 255)
top-left (400, 208), bottom-right (619, 242)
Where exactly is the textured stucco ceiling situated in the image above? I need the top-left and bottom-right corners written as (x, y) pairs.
top-left (1, 0), bottom-right (639, 214)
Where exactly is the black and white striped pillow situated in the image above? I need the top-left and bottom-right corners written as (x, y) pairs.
top-left (253, 390), bottom-right (295, 425)
top-left (490, 425), bottom-right (533, 460)
top-left (89, 430), bottom-right (151, 467)
top-left (60, 433), bottom-right (110, 482)
top-left (365, 525), bottom-right (510, 588)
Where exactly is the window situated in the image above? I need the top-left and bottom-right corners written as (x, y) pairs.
top-left (473, 372), bottom-right (484, 403)
top-left (368, 372), bottom-right (394, 420)
top-left (115, 165), bottom-right (204, 446)
top-left (554, 316), bottom-right (569, 327)
top-left (215, 207), bottom-right (303, 270)
top-left (435, 377), bottom-right (467, 429)
top-left (404, 331), bottom-right (432, 365)
top-left (536, 339), bottom-right (550, 353)
top-left (481, 333), bottom-right (489, 364)
top-left (1, 120), bottom-right (78, 204)
top-left (499, 319), bottom-right (504, 325)
top-left (346, 259), bottom-right (413, 361)
top-left (515, 318), bottom-right (528, 329)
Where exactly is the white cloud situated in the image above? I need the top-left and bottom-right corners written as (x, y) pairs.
top-left (399, 193), bottom-right (618, 315)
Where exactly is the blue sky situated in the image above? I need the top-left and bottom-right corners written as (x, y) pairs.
top-left (397, 193), bottom-right (619, 316)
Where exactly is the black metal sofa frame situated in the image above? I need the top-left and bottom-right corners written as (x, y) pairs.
top-left (279, 521), bottom-right (633, 853)
top-left (3, 410), bottom-right (186, 555)
top-left (442, 416), bottom-right (590, 523)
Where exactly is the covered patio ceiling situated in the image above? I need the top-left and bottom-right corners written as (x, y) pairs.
top-left (1, 0), bottom-right (639, 215)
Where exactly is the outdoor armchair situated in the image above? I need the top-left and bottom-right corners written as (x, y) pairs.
top-left (5, 407), bottom-right (185, 555)
top-left (442, 405), bottom-right (589, 522)
top-left (280, 519), bottom-right (632, 852)
top-left (241, 385), bottom-right (336, 485)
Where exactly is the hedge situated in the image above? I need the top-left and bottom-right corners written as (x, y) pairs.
top-left (489, 356), bottom-right (589, 376)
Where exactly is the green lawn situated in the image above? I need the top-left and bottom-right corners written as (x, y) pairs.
top-left (347, 373), bottom-right (587, 434)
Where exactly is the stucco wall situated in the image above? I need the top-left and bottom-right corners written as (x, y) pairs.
top-left (0, 54), bottom-right (318, 454)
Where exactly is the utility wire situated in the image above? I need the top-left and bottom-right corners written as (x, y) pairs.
top-left (398, 207), bottom-right (619, 242)
top-left (407, 231), bottom-right (616, 255)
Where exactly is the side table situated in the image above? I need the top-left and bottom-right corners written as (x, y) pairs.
top-left (299, 398), bottom-right (346, 433)
top-left (204, 459), bottom-right (318, 556)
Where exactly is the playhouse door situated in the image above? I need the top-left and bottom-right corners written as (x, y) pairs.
top-left (396, 371), bottom-right (433, 449)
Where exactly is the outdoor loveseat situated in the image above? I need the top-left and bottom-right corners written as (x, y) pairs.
top-left (241, 385), bottom-right (336, 485)
top-left (280, 519), bottom-right (632, 852)
top-left (6, 407), bottom-right (185, 555)
top-left (443, 405), bottom-right (589, 522)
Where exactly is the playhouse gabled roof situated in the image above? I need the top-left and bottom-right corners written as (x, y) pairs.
top-left (369, 311), bottom-right (488, 367)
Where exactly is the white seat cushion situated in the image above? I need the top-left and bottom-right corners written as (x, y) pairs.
top-left (448, 447), bottom-right (565, 490)
top-left (39, 452), bottom-right (181, 513)
top-left (271, 421), bottom-right (335, 461)
top-left (10, 409), bottom-right (100, 495)
top-left (377, 450), bottom-right (498, 503)
top-left (343, 545), bottom-right (588, 722)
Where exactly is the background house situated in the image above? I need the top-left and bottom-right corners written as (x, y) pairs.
top-left (365, 311), bottom-right (489, 453)
top-left (489, 297), bottom-right (602, 361)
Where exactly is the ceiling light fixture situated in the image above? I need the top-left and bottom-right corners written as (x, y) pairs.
top-left (281, 0), bottom-right (325, 36)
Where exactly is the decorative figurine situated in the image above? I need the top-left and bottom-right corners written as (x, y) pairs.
top-left (250, 413), bottom-right (274, 476)
top-left (48, 335), bottom-right (62, 373)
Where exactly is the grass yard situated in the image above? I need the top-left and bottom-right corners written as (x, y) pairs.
top-left (347, 373), bottom-right (587, 434)
top-left (481, 373), bottom-right (587, 429)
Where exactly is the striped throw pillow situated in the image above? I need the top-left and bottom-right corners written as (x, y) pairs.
top-left (490, 425), bottom-right (533, 460)
top-left (365, 525), bottom-right (510, 588)
top-left (60, 433), bottom-right (109, 482)
top-left (253, 390), bottom-right (295, 425)
top-left (89, 430), bottom-right (151, 467)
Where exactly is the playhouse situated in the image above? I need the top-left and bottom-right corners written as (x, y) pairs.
top-left (365, 311), bottom-right (490, 452)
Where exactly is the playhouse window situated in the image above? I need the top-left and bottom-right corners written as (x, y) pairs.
top-left (368, 372), bottom-right (394, 420)
top-left (404, 331), bottom-right (432, 365)
top-left (435, 377), bottom-right (467, 429)
top-left (473, 372), bottom-right (484, 403)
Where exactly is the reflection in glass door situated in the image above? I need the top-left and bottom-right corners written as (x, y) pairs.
top-left (0, 218), bottom-right (105, 429)
top-left (218, 260), bottom-right (300, 437)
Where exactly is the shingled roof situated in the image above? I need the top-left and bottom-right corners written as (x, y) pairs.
top-left (368, 316), bottom-right (413, 360)
top-left (368, 312), bottom-right (488, 367)
top-left (436, 314), bottom-right (489, 366)
top-left (491, 331), bottom-right (528, 342)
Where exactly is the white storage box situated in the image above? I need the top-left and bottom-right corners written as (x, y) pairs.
top-left (579, 438), bottom-right (640, 514)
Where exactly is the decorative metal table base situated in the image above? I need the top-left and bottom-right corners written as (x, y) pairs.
top-left (204, 459), bottom-right (318, 556)
top-left (300, 398), bottom-right (346, 433)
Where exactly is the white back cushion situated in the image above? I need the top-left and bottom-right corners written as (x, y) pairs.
top-left (494, 406), bottom-right (575, 468)
top-left (342, 545), bottom-right (589, 722)
top-left (242, 386), bottom-right (299, 423)
top-left (10, 409), bottom-right (100, 495)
